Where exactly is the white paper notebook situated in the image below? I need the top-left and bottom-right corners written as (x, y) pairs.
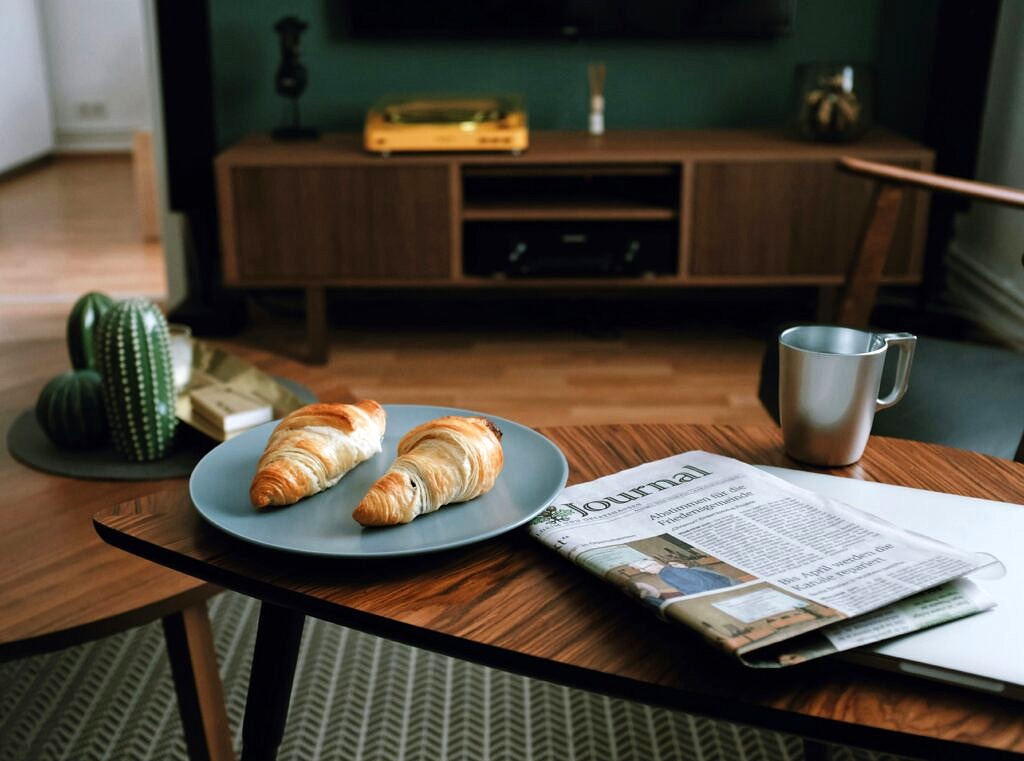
top-left (760, 465), bottom-right (1024, 699)
top-left (189, 383), bottom-right (273, 433)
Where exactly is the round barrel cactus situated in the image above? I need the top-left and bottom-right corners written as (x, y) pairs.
top-left (96, 298), bottom-right (178, 461)
top-left (67, 291), bottom-right (116, 371)
top-left (35, 370), bottom-right (109, 449)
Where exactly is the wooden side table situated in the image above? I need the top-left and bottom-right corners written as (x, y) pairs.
top-left (3, 346), bottom-right (348, 761)
top-left (0, 442), bottom-right (232, 761)
top-left (95, 425), bottom-right (1024, 761)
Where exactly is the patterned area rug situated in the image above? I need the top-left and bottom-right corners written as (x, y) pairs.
top-left (0, 592), bottom-right (906, 761)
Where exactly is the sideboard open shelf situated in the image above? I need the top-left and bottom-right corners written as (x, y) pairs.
top-left (216, 129), bottom-right (934, 361)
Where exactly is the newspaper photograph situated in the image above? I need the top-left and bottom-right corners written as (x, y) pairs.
top-left (529, 451), bottom-right (998, 667)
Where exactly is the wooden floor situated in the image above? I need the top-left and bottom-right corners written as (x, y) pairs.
top-left (0, 156), bottom-right (166, 301)
top-left (0, 156), bottom-right (774, 429)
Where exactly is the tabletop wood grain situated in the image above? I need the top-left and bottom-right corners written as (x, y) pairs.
top-left (94, 424), bottom-right (1024, 759)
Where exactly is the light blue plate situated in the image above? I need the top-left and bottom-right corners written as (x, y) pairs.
top-left (189, 404), bottom-right (569, 558)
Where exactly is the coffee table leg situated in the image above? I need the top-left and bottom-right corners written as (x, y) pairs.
top-left (240, 602), bottom-right (306, 761)
top-left (162, 602), bottom-right (235, 761)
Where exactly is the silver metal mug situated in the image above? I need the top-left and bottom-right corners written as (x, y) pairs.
top-left (779, 326), bottom-right (916, 466)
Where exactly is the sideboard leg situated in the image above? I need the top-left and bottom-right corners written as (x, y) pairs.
top-left (240, 603), bottom-right (305, 761)
top-left (305, 286), bottom-right (328, 364)
top-left (162, 602), bottom-right (235, 761)
top-left (816, 286), bottom-right (839, 323)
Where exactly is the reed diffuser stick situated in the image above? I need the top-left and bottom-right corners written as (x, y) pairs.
top-left (588, 62), bottom-right (606, 136)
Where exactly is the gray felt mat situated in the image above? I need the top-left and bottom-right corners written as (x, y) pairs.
top-left (6, 377), bottom-right (316, 481)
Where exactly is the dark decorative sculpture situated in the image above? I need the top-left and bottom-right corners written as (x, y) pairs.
top-left (272, 16), bottom-right (318, 140)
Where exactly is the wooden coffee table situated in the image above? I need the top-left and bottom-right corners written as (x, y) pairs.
top-left (94, 425), bottom-right (1024, 761)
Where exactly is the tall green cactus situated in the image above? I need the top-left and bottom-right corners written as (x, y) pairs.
top-left (96, 299), bottom-right (178, 461)
top-left (67, 291), bottom-right (115, 370)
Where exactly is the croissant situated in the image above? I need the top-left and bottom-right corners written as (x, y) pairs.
top-left (250, 400), bottom-right (386, 509)
top-left (353, 416), bottom-right (503, 526)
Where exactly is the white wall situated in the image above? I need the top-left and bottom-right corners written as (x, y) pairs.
top-left (140, 0), bottom-right (188, 308)
top-left (0, 0), bottom-right (54, 172)
top-left (946, 1), bottom-right (1024, 347)
top-left (38, 0), bottom-right (151, 152)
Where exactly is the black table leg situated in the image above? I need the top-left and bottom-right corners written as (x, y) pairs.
top-left (241, 602), bottom-right (306, 761)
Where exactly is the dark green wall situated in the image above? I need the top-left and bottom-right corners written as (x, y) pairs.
top-left (209, 0), bottom-right (938, 149)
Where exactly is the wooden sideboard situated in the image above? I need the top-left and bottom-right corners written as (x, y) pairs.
top-left (215, 129), bottom-right (934, 361)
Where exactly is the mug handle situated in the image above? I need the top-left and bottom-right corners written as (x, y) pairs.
top-left (876, 332), bottom-right (917, 410)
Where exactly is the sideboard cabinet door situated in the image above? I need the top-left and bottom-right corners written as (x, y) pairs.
top-left (226, 166), bottom-right (451, 283)
top-left (689, 160), bottom-right (925, 280)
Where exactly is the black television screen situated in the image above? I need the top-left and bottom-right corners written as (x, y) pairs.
top-left (348, 0), bottom-right (796, 40)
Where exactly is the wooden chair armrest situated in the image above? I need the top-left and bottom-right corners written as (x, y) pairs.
top-left (839, 156), bottom-right (1024, 209)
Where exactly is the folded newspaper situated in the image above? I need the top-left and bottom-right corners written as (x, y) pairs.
top-left (529, 451), bottom-right (998, 667)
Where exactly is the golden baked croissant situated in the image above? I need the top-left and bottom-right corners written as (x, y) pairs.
top-left (353, 416), bottom-right (503, 526)
top-left (250, 400), bottom-right (386, 509)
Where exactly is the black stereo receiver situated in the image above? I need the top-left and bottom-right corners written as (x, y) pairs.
top-left (463, 222), bottom-right (677, 278)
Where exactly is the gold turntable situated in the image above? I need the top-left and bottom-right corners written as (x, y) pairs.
top-left (364, 95), bottom-right (528, 154)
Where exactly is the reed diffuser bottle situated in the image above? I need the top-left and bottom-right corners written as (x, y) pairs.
top-left (588, 62), bottom-right (606, 135)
